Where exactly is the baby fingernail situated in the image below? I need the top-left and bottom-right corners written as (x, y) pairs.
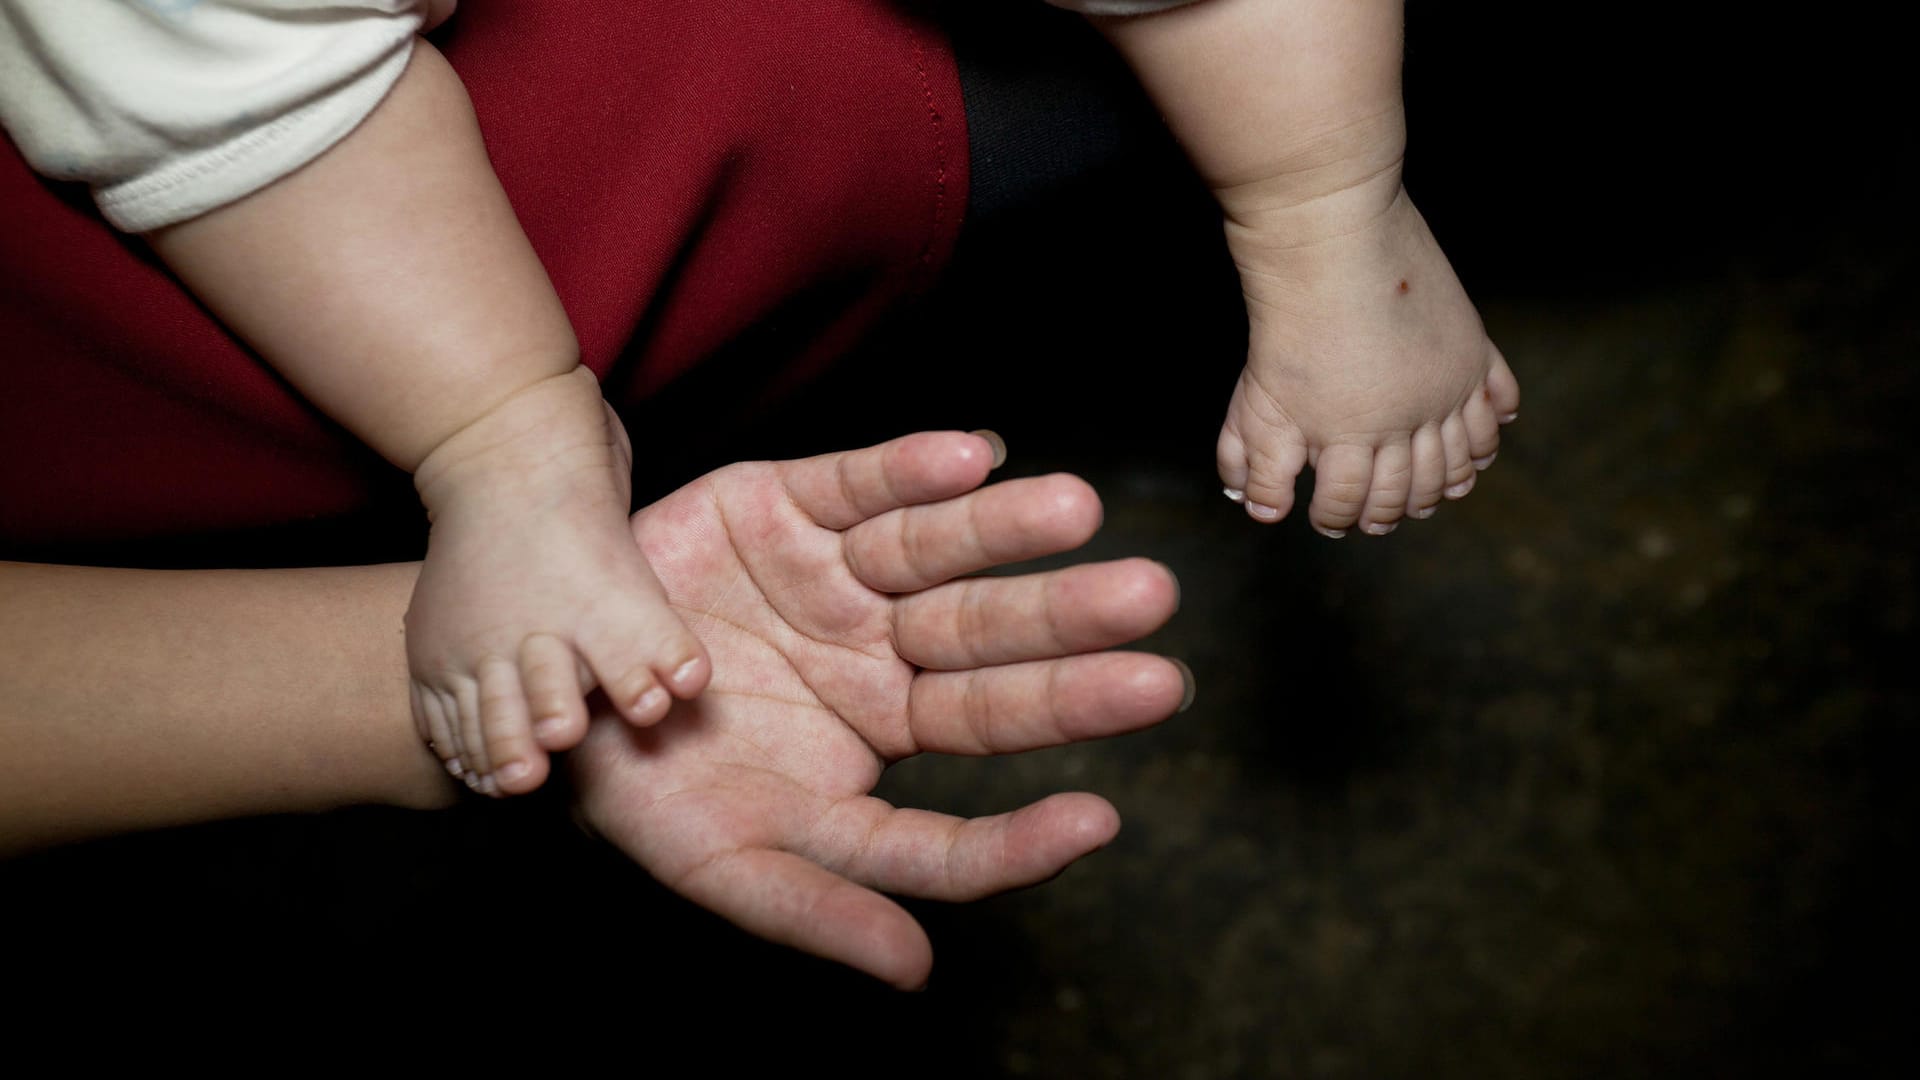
top-left (671, 659), bottom-right (704, 689)
top-left (499, 760), bottom-right (532, 785)
top-left (1222, 487), bottom-right (1246, 503)
top-left (535, 716), bottom-right (568, 741)
top-left (1473, 452), bottom-right (1497, 470)
top-left (969, 429), bottom-right (1008, 469)
top-left (1363, 521), bottom-right (1397, 536)
top-left (1500, 412), bottom-right (1519, 423)
top-left (1445, 480), bottom-right (1474, 498)
top-left (637, 687), bottom-right (669, 715)
top-left (1172, 659), bottom-right (1196, 713)
top-left (1314, 525), bottom-right (1347, 539)
top-left (1411, 506), bottom-right (1437, 520)
top-left (1246, 502), bottom-right (1281, 522)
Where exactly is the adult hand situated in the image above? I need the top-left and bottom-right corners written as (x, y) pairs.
top-left (570, 431), bottom-right (1189, 988)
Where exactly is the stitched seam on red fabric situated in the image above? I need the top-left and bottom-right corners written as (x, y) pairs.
top-left (904, 24), bottom-right (947, 274)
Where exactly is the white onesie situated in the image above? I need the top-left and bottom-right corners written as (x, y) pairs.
top-left (0, 0), bottom-right (1198, 233)
top-left (0, 0), bottom-right (424, 231)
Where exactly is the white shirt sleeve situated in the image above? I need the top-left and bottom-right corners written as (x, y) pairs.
top-left (0, 0), bottom-right (426, 232)
top-left (1043, 1), bottom-right (1204, 14)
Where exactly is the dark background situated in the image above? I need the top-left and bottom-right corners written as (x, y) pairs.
top-left (5, 2), bottom-right (1914, 1073)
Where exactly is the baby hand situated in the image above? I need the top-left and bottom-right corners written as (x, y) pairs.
top-left (1214, 171), bottom-right (1520, 536)
top-left (405, 368), bottom-right (710, 795)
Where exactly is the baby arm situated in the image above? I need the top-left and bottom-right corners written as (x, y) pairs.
top-left (1088, 0), bottom-right (1520, 534)
top-left (149, 41), bottom-right (709, 794)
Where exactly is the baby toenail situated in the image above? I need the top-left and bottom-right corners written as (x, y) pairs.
top-left (1246, 502), bottom-right (1281, 522)
top-left (1445, 480), bottom-right (1474, 498)
top-left (1411, 506), bottom-right (1436, 520)
top-left (1500, 412), bottom-right (1519, 423)
top-left (1473, 452), bottom-right (1497, 470)
top-left (671, 659), bottom-right (704, 688)
top-left (499, 760), bottom-right (532, 785)
top-left (1222, 487), bottom-right (1246, 503)
top-left (1313, 525), bottom-right (1347, 539)
top-left (534, 715), bottom-right (568, 741)
top-left (1363, 522), bottom-right (1397, 536)
top-left (637, 687), bottom-right (669, 715)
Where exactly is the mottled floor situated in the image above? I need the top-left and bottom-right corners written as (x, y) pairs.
top-left (6, 7), bottom-right (1914, 1074)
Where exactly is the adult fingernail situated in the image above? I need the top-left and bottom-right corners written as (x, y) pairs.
top-left (1313, 525), bottom-right (1347, 539)
top-left (1172, 658), bottom-right (1196, 713)
top-left (1222, 487), bottom-right (1246, 503)
top-left (969, 429), bottom-right (1007, 469)
top-left (1246, 502), bottom-right (1281, 522)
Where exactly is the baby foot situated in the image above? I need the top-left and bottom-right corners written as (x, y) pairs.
top-left (406, 368), bottom-right (711, 796)
top-left (1214, 183), bottom-right (1520, 536)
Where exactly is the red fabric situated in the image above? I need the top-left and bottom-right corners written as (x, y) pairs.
top-left (0, 0), bottom-right (965, 547)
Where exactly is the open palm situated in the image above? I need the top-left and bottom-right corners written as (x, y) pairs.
top-left (570, 432), bottom-right (1186, 987)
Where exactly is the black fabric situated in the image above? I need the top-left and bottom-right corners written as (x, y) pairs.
top-left (945, 0), bottom-right (1183, 226)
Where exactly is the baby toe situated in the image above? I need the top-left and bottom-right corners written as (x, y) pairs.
top-left (661, 649), bottom-right (711, 700)
top-left (1486, 346), bottom-right (1521, 422)
top-left (587, 649), bottom-right (671, 727)
top-left (1408, 424), bottom-right (1447, 519)
top-left (446, 683), bottom-right (491, 786)
top-left (1463, 389), bottom-right (1501, 468)
top-left (1216, 422), bottom-right (1251, 501)
top-left (1360, 442), bottom-right (1413, 535)
top-left (1239, 432), bottom-right (1307, 525)
top-left (520, 633), bottom-right (590, 751)
top-left (581, 590), bottom-right (709, 724)
top-left (1307, 444), bottom-right (1374, 538)
top-left (412, 681), bottom-right (459, 770)
top-left (1440, 414), bottom-right (1476, 499)
top-left (479, 658), bottom-right (545, 795)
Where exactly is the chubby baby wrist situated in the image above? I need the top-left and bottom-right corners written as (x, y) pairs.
top-left (411, 365), bottom-right (613, 509)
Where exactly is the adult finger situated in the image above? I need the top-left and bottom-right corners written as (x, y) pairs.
top-left (892, 557), bottom-right (1178, 670)
top-left (812, 791), bottom-right (1121, 901)
top-left (907, 651), bottom-right (1190, 755)
top-left (780, 431), bottom-right (1000, 531)
top-left (844, 473), bottom-right (1103, 594)
top-left (673, 847), bottom-right (935, 990)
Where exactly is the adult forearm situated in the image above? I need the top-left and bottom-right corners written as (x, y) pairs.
top-left (0, 560), bottom-right (454, 855)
